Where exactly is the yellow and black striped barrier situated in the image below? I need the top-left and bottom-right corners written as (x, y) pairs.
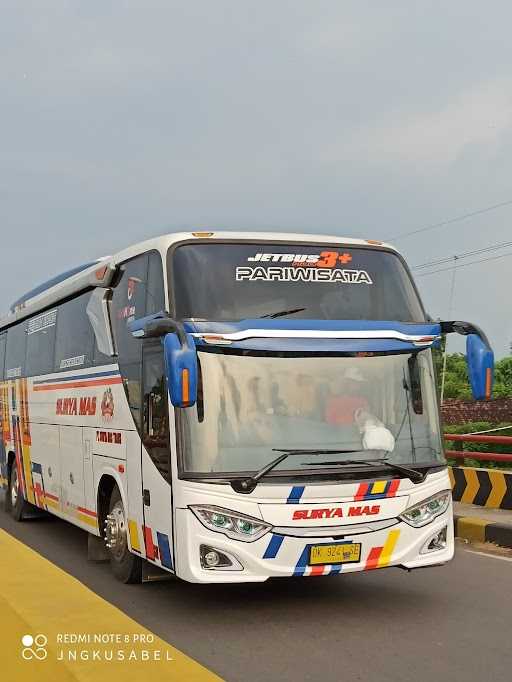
top-left (449, 466), bottom-right (512, 510)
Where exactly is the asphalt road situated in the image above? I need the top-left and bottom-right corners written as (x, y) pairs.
top-left (1, 503), bottom-right (511, 682)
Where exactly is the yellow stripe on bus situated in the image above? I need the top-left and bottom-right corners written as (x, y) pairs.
top-left (78, 513), bottom-right (98, 529)
top-left (43, 497), bottom-right (60, 511)
top-left (371, 480), bottom-right (387, 495)
top-left (128, 520), bottom-right (141, 552)
top-left (378, 529), bottom-right (401, 568)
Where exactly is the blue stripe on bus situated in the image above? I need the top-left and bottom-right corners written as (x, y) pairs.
top-left (329, 565), bottom-right (343, 575)
top-left (263, 534), bottom-right (285, 559)
top-left (33, 370), bottom-right (120, 385)
top-left (31, 462), bottom-right (42, 474)
top-left (287, 486), bottom-right (305, 504)
top-left (293, 546), bottom-right (310, 576)
top-left (156, 532), bottom-right (173, 570)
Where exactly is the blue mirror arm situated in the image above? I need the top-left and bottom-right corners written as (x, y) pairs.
top-left (128, 310), bottom-right (169, 337)
top-left (146, 318), bottom-right (188, 346)
top-left (440, 320), bottom-right (491, 349)
top-left (128, 312), bottom-right (189, 346)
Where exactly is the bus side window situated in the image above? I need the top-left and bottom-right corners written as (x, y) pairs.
top-left (5, 322), bottom-right (26, 379)
top-left (54, 294), bottom-right (94, 372)
top-left (26, 310), bottom-right (58, 377)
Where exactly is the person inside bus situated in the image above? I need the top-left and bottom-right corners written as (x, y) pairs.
top-left (324, 367), bottom-right (395, 452)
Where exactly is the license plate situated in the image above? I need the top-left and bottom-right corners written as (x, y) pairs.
top-left (309, 543), bottom-right (361, 565)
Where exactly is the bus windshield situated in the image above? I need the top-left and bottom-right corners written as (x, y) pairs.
top-left (170, 243), bottom-right (425, 322)
top-left (178, 349), bottom-right (444, 477)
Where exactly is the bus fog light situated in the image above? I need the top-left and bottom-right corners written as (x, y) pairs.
top-left (204, 550), bottom-right (221, 567)
top-left (399, 490), bottom-right (451, 528)
top-left (421, 526), bottom-right (448, 553)
top-left (199, 545), bottom-right (243, 571)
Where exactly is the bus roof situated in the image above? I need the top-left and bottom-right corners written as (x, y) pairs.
top-left (0, 231), bottom-right (399, 331)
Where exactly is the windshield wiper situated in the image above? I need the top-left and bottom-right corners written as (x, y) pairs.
top-left (300, 457), bottom-right (426, 483)
top-left (259, 307), bottom-right (306, 319)
top-left (230, 448), bottom-right (361, 494)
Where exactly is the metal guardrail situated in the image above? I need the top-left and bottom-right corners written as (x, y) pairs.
top-left (444, 433), bottom-right (512, 464)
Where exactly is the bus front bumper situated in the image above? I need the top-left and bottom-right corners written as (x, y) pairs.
top-left (174, 508), bottom-right (454, 583)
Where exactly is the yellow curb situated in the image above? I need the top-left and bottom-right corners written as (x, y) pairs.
top-left (456, 517), bottom-right (487, 543)
top-left (0, 529), bottom-right (223, 682)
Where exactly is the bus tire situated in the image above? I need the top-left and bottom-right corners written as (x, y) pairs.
top-left (105, 486), bottom-right (142, 584)
top-left (7, 462), bottom-right (29, 521)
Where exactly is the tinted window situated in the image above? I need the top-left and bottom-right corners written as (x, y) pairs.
top-left (5, 323), bottom-right (27, 378)
top-left (54, 294), bottom-right (94, 372)
top-left (111, 254), bottom-right (149, 365)
top-left (26, 309), bottom-right (57, 376)
top-left (111, 252), bottom-right (165, 429)
top-left (171, 243), bottom-right (425, 322)
top-left (121, 361), bottom-right (142, 430)
top-left (147, 252), bottom-right (166, 315)
top-left (143, 345), bottom-right (170, 479)
top-left (0, 334), bottom-right (6, 380)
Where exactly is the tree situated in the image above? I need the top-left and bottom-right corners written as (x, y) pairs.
top-left (493, 357), bottom-right (512, 398)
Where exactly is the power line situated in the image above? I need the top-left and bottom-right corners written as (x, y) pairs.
top-left (386, 198), bottom-right (512, 242)
top-left (415, 250), bottom-right (512, 277)
top-left (412, 238), bottom-right (512, 270)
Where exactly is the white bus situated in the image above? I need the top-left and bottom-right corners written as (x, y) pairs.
top-left (0, 232), bottom-right (494, 583)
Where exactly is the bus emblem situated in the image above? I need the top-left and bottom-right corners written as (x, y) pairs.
top-left (101, 388), bottom-right (115, 421)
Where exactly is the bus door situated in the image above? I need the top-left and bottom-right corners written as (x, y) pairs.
top-left (140, 342), bottom-right (175, 573)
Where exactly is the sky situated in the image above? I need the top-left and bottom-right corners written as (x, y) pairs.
top-left (2, 1), bottom-right (512, 357)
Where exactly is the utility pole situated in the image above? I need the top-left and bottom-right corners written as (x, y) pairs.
top-left (440, 256), bottom-right (458, 404)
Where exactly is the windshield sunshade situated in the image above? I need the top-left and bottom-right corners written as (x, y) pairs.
top-left (170, 243), bottom-right (425, 322)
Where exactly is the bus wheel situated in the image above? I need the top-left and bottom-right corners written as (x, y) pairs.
top-left (7, 464), bottom-right (29, 521)
top-left (104, 486), bottom-right (142, 584)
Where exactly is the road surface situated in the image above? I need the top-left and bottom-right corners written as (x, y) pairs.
top-left (1, 504), bottom-right (510, 682)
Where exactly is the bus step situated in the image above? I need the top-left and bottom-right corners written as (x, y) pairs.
top-left (142, 561), bottom-right (175, 582)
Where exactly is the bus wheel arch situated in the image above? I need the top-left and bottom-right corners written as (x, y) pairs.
top-left (97, 475), bottom-right (142, 584)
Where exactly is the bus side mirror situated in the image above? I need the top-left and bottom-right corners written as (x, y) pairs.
top-left (164, 332), bottom-right (198, 407)
top-left (440, 320), bottom-right (494, 400)
top-left (466, 334), bottom-right (494, 401)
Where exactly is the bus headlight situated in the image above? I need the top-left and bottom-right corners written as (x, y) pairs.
top-left (189, 505), bottom-right (272, 542)
top-left (399, 490), bottom-right (451, 528)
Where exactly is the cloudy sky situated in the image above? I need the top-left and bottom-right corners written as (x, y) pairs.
top-left (2, 2), bottom-right (512, 356)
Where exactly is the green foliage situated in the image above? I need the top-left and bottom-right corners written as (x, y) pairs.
top-left (494, 357), bottom-right (512, 398)
top-left (436, 340), bottom-right (512, 399)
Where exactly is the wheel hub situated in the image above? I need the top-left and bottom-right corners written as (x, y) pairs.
top-left (104, 502), bottom-right (127, 559)
top-left (10, 468), bottom-right (18, 507)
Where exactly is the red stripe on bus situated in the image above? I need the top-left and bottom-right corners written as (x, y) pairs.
top-left (365, 546), bottom-right (383, 570)
top-left (143, 526), bottom-right (157, 560)
top-left (309, 565), bottom-right (325, 576)
top-left (33, 377), bottom-right (123, 391)
top-left (77, 506), bottom-right (97, 518)
top-left (44, 492), bottom-right (59, 502)
top-left (387, 479), bottom-right (400, 497)
top-left (354, 483), bottom-right (369, 501)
